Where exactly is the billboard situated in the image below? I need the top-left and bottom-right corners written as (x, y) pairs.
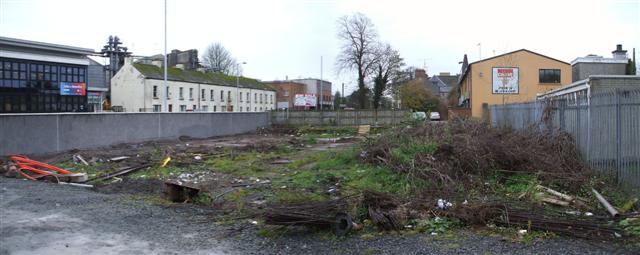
top-left (294, 93), bottom-right (317, 107)
top-left (60, 82), bottom-right (87, 96)
top-left (492, 67), bottom-right (519, 94)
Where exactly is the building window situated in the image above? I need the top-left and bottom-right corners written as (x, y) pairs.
top-left (246, 92), bottom-right (250, 102)
top-left (221, 105), bottom-right (226, 112)
top-left (180, 105), bottom-right (187, 112)
top-left (193, 105), bottom-right (196, 111)
top-left (239, 107), bottom-right (242, 112)
top-left (179, 87), bottom-right (184, 99)
top-left (260, 94), bottom-right (263, 104)
top-left (189, 88), bottom-right (194, 100)
top-left (213, 105), bottom-right (217, 112)
top-left (210, 89), bottom-right (214, 101)
top-left (220, 90), bottom-right (224, 102)
top-left (240, 92), bottom-right (243, 102)
top-left (153, 86), bottom-right (158, 98)
top-left (153, 104), bottom-right (161, 112)
top-left (270, 95), bottom-right (273, 104)
top-left (166, 86), bottom-right (170, 99)
top-left (283, 90), bottom-right (289, 96)
top-left (260, 107), bottom-right (262, 111)
top-left (227, 91), bottom-right (231, 102)
top-left (254, 93), bottom-right (257, 103)
top-left (168, 104), bottom-right (173, 112)
top-left (539, 69), bottom-right (561, 83)
top-left (254, 107), bottom-right (257, 111)
top-left (201, 89), bottom-right (205, 100)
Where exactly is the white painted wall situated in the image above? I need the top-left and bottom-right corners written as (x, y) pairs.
top-left (112, 62), bottom-right (276, 112)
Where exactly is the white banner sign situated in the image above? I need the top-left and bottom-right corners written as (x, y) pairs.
top-left (294, 94), bottom-right (317, 107)
top-left (492, 67), bottom-right (519, 94)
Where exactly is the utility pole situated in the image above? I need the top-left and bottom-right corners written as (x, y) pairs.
top-left (341, 82), bottom-right (344, 109)
top-left (320, 56), bottom-right (323, 111)
top-left (163, 0), bottom-right (168, 112)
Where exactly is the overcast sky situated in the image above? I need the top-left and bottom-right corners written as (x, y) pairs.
top-left (1, 0), bottom-right (638, 94)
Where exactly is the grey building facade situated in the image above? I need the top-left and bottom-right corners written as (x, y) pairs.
top-left (571, 44), bottom-right (630, 82)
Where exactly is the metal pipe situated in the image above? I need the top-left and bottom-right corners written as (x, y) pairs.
top-left (592, 188), bottom-right (619, 217)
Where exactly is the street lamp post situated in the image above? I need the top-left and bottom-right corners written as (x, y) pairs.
top-left (236, 62), bottom-right (246, 112)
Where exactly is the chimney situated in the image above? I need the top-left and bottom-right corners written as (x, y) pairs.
top-left (415, 69), bottom-right (427, 80)
top-left (439, 72), bottom-right (450, 76)
top-left (612, 44), bottom-right (628, 60)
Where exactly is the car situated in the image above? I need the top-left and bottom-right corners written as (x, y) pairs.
top-left (429, 112), bottom-right (441, 121)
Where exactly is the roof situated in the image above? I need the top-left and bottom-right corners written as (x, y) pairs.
top-left (458, 49), bottom-right (570, 85)
top-left (432, 75), bottom-right (459, 88)
top-left (537, 75), bottom-right (640, 98)
top-left (0, 36), bottom-right (95, 55)
top-left (132, 63), bottom-right (274, 91)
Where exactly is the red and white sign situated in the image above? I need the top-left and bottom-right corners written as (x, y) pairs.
top-left (294, 93), bottom-right (317, 107)
top-left (492, 67), bottom-right (519, 94)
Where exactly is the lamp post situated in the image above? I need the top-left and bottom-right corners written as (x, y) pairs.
top-left (163, 0), bottom-right (168, 112)
top-left (236, 62), bottom-right (246, 112)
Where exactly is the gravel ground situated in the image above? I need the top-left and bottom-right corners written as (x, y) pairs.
top-left (1, 177), bottom-right (636, 255)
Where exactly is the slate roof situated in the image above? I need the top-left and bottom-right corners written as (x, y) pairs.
top-left (132, 63), bottom-right (274, 91)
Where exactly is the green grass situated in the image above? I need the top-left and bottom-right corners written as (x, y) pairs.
top-left (288, 148), bottom-right (422, 196)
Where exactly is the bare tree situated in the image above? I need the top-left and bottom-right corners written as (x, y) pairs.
top-left (201, 42), bottom-right (242, 75)
top-left (336, 13), bottom-right (380, 109)
top-left (372, 43), bottom-right (404, 110)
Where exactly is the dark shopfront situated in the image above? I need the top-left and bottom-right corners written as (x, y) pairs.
top-left (0, 57), bottom-right (88, 113)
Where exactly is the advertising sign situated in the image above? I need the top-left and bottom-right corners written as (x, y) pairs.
top-left (492, 67), bottom-right (519, 94)
top-left (294, 93), bottom-right (317, 107)
top-left (60, 82), bottom-right (87, 96)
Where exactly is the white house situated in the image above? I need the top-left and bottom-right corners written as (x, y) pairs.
top-left (111, 58), bottom-right (276, 112)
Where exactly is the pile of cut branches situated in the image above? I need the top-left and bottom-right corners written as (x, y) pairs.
top-left (362, 118), bottom-right (592, 191)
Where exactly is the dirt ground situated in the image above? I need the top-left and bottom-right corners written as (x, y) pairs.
top-left (1, 131), bottom-right (638, 254)
top-left (1, 177), bottom-right (633, 255)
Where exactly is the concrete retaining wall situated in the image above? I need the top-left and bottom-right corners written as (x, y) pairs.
top-left (0, 112), bottom-right (270, 155)
top-left (272, 110), bottom-right (409, 126)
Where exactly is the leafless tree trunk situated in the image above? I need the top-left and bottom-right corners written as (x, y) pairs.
top-left (201, 42), bottom-right (242, 76)
top-left (336, 13), bottom-right (379, 109)
top-left (373, 43), bottom-right (404, 110)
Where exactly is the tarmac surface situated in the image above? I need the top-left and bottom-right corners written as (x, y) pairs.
top-left (1, 177), bottom-right (637, 255)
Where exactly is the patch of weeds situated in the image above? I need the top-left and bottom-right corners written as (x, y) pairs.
top-left (271, 189), bottom-right (327, 203)
top-left (257, 226), bottom-right (286, 238)
top-left (192, 192), bottom-right (213, 206)
top-left (130, 166), bottom-right (185, 179)
top-left (390, 142), bottom-right (437, 164)
top-left (410, 217), bottom-right (462, 234)
top-left (619, 218), bottom-right (640, 237)
top-left (56, 162), bottom-right (103, 177)
top-left (488, 173), bottom-right (539, 198)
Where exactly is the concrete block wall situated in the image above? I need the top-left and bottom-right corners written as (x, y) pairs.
top-left (0, 112), bottom-right (270, 155)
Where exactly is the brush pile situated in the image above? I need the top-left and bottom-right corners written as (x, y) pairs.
top-left (362, 118), bottom-right (592, 191)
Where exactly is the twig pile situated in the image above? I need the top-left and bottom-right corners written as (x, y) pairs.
top-left (448, 203), bottom-right (623, 241)
top-left (362, 118), bottom-right (592, 191)
top-left (362, 190), bottom-right (408, 230)
top-left (263, 199), bottom-right (348, 227)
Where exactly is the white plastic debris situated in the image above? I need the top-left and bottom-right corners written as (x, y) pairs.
top-left (614, 232), bottom-right (622, 238)
top-left (430, 232), bottom-right (438, 236)
top-left (194, 155), bottom-right (202, 160)
top-left (518, 229), bottom-right (527, 235)
top-left (437, 199), bottom-right (445, 209)
top-left (585, 212), bottom-right (594, 216)
top-left (250, 220), bottom-right (258, 225)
